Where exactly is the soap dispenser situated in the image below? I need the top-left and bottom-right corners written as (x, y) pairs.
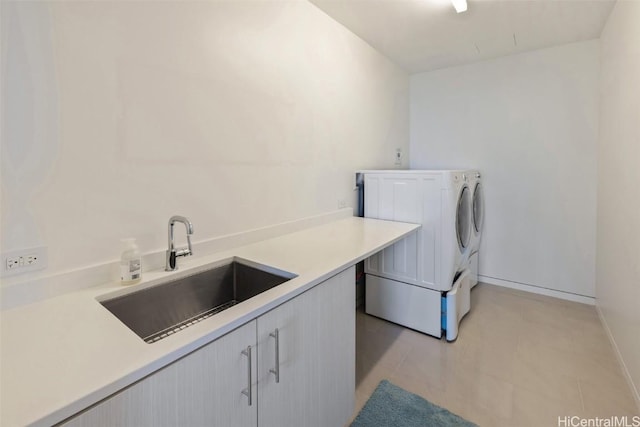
top-left (120, 238), bottom-right (142, 285)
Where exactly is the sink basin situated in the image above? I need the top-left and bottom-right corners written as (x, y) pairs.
top-left (100, 259), bottom-right (297, 343)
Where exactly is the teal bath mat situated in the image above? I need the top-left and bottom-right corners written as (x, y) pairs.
top-left (352, 380), bottom-right (478, 427)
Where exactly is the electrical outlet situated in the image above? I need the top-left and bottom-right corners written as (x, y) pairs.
top-left (2, 246), bottom-right (47, 277)
top-left (338, 199), bottom-right (347, 209)
top-left (6, 257), bottom-right (19, 270)
top-left (395, 148), bottom-right (403, 166)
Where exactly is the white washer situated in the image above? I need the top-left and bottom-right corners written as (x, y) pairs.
top-left (467, 170), bottom-right (484, 287)
top-left (360, 170), bottom-right (474, 340)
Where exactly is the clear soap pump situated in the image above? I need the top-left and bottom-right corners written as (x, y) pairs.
top-left (120, 238), bottom-right (142, 285)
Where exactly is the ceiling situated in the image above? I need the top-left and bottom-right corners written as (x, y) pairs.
top-left (309, 0), bottom-right (616, 73)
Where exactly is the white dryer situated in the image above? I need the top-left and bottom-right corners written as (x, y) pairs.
top-left (467, 171), bottom-right (484, 287)
top-left (360, 170), bottom-right (473, 340)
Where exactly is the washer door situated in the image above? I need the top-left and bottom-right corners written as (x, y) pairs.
top-left (473, 182), bottom-right (484, 234)
top-left (456, 185), bottom-right (471, 251)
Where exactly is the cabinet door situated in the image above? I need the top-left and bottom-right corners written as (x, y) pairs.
top-left (62, 320), bottom-right (257, 427)
top-left (257, 267), bottom-right (355, 427)
top-left (365, 174), bottom-right (420, 283)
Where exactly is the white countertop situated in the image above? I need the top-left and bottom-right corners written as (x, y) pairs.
top-left (0, 217), bottom-right (419, 427)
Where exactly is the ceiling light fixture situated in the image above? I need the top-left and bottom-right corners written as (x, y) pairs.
top-left (451, 0), bottom-right (467, 13)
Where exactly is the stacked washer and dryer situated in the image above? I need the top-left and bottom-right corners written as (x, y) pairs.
top-left (358, 170), bottom-right (483, 341)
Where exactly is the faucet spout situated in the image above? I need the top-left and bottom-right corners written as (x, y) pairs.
top-left (166, 215), bottom-right (194, 271)
top-left (170, 215), bottom-right (193, 235)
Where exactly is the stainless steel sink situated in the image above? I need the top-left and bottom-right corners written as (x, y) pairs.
top-left (100, 259), bottom-right (296, 343)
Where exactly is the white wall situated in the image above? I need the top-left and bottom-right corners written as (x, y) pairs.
top-left (410, 41), bottom-right (599, 298)
top-left (0, 1), bottom-right (408, 282)
top-left (597, 0), bottom-right (640, 403)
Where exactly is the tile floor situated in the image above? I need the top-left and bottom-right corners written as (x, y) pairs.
top-left (352, 283), bottom-right (640, 427)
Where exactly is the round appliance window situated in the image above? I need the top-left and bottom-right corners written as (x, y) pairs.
top-left (473, 182), bottom-right (484, 233)
top-left (456, 186), bottom-right (471, 251)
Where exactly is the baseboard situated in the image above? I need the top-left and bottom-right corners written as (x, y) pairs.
top-left (1, 208), bottom-right (354, 310)
top-left (478, 275), bottom-right (595, 305)
top-left (595, 304), bottom-right (640, 411)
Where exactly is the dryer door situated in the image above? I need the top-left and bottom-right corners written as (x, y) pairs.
top-left (473, 182), bottom-right (484, 234)
top-left (456, 185), bottom-right (471, 252)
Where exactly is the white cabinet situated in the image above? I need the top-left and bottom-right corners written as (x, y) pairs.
top-left (62, 320), bottom-right (258, 427)
top-left (62, 267), bottom-right (355, 427)
top-left (257, 266), bottom-right (355, 427)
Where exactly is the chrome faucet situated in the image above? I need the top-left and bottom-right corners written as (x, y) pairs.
top-left (166, 215), bottom-right (194, 271)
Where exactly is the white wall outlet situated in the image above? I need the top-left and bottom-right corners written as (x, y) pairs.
top-left (338, 199), bottom-right (347, 209)
top-left (394, 148), bottom-right (403, 166)
top-left (2, 246), bottom-right (48, 277)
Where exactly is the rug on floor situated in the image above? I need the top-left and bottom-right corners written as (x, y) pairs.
top-left (351, 380), bottom-right (478, 427)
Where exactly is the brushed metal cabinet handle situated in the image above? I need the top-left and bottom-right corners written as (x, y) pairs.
top-left (241, 346), bottom-right (252, 406)
top-left (269, 328), bottom-right (280, 383)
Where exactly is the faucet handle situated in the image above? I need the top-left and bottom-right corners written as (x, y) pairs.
top-left (175, 248), bottom-right (191, 258)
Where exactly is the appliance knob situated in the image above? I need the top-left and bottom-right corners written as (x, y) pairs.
top-left (476, 173), bottom-right (481, 179)
top-left (462, 173), bottom-right (467, 181)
